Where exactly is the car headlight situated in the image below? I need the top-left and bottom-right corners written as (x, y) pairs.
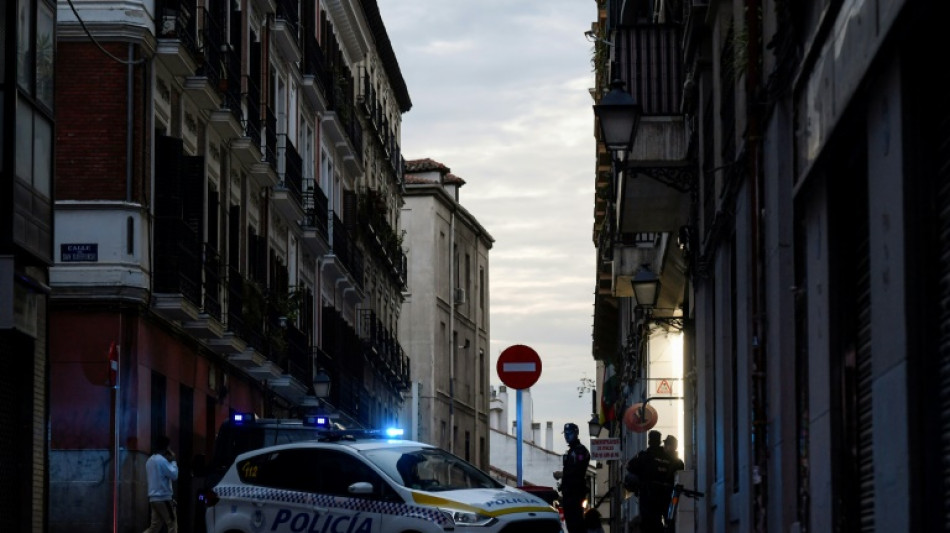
top-left (440, 508), bottom-right (497, 527)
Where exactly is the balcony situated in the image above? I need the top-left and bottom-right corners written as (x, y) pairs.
top-left (183, 8), bottom-right (228, 111)
top-left (271, 136), bottom-right (305, 223)
top-left (322, 83), bottom-right (363, 175)
top-left (270, 0), bottom-right (301, 63)
top-left (301, 34), bottom-right (330, 112)
top-left (208, 57), bottom-right (243, 139)
top-left (614, 24), bottom-right (694, 235)
top-left (152, 217), bottom-right (202, 322)
top-left (155, 0), bottom-right (199, 77)
top-left (321, 306), bottom-right (366, 412)
top-left (358, 189), bottom-right (407, 287)
top-left (301, 181), bottom-right (330, 256)
top-left (358, 309), bottom-right (411, 391)
top-left (207, 266), bottom-right (249, 355)
top-left (322, 212), bottom-right (363, 303)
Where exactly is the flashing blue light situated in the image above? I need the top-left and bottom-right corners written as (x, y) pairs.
top-left (232, 412), bottom-right (254, 424)
top-left (385, 427), bottom-right (404, 438)
top-left (303, 415), bottom-right (331, 427)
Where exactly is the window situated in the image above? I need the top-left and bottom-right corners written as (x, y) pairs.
top-left (15, 101), bottom-right (52, 197)
top-left (313, 450), bottom-right (391, 500)
top-left (237, 448), bottom-right (318, 492)
top-left (465, 254), bottom-right (471, 302)
top-left (17, 0), bottom-right (54, 110)
top-left (479, 268), bottom-right (485, 310)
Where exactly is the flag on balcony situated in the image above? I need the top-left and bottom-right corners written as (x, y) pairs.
top-left (601, 362), bottom-right (619, 425)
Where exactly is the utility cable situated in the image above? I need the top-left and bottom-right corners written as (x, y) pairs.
top-left (65, 0), bottom-right (148, 65)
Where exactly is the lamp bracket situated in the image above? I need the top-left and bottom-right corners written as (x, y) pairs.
top-left (650, 316), bottom-right (685, 331)
top-left (629, 165), bottom-right (697, 194)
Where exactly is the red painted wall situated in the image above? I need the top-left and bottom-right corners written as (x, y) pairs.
top-left (49, 311), bottom-right (121, 449)
top-left (51, 308), bottom-right (268, 451)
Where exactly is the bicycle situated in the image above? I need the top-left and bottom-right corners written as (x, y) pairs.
top-left (662, 483), bottom-right (704, 532)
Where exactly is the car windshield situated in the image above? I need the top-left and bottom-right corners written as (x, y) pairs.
top-left (361, 446), bottom-right (503, 492)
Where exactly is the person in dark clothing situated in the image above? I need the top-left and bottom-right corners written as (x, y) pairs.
top-left (553, 422), bottom-right (590, 533)
top-left (626, 430), bottom-right (672, 533)
top-left (661, 435), bottom-right (686, 532)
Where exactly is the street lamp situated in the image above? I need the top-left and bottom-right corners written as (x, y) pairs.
top-left (631, 265), bottom-right (660, 309)
top-left (588, 413), bottom-right (603, 438)
top-left (313, 368), bottom-right (331, 399)
top-left (593, 76), bottom-right (642, 153)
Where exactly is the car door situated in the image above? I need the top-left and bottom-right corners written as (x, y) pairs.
top-left (312, 449), bottom-right (387, 533)
top-left (234, 448), bottom-right (319, 531)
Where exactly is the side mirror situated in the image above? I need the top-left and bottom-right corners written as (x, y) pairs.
top-left (348, 482), bottom-right (374, 495)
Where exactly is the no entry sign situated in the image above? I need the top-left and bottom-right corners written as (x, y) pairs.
top-left (496, 345), bottom-right (542, 389)
top-left (624, 403), bottom-right (659, 433)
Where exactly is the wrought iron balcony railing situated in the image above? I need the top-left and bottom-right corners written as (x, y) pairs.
top-left (202, 244), bottom-right (222, 321)
top-left (157, 0), bottom-right (199, 59)
top-left (226, 266), bottom-right (246, 338)
top-left (283, 323), bottom-right (309, 385)
top-left (303, 180), bottom-right (330, 240)
top-left (154, 216), bottom-right (202, 307)
top-left (301, 33), bottom-right (332, 102)
top-left (264, 108), bottom-right (278, 170)
top-left (330, 212), bottom-right (364, 288)
top-left (279, 135), bottom-right (303, 207)
top-left (243, 74), bottom-right (262, 147)
top-left (358, 309), bottom-right (411, 389)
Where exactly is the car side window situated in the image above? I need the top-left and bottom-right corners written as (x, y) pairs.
top-left (314, 450), bottom-right (399, 501)
top-left (236, 449), bottom-right (318, 493)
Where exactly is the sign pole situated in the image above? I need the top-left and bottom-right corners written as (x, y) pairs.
top-left (516, 389), bottom-right (523, 486)
top-left (496, 345), bottom-right (542, 488)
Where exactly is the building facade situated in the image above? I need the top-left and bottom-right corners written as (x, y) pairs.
top-left (591, 0), bottom-right (950, 532)
top-left (50, 1), bottom-right (411, 531)
top-left (399, 158), bottom-right (493, 469)
top-left (0, 0), bottom-right (56, 530)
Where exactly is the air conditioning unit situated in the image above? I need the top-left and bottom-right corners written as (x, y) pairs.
top-left (454, 287), bottom-right (466, 305)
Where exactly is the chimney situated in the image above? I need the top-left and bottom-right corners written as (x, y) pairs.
top-left (521, 388), bottom-right (533, 424)
top-left (532, 423), bottom-right (541, 444)
top-left (500, 386), bottom-right (509, 433)
top-left (489, 386), bottom-right (503, 430)
top-left (546, 421), bottom-right (554, 450)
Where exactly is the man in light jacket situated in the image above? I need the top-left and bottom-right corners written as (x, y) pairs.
top-left (143, 435), bottom-right (179, 533)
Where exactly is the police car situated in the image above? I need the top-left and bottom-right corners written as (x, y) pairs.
top-left (205, 427), bottom-right (562, 532)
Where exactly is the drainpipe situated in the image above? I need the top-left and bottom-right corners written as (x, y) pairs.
top-left (745, 0), bottom-right (767, 529)
top-left (127, 43), bottom-right (134, 203)
top-left (449, 207), bottom-right (456, 454)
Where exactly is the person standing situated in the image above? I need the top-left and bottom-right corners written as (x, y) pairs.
top-left (663, 435), bottom-right (685, 481)
top-left (554, 422), bottom-right (590, 533)
top-left (662, 435), bottom-right (686, 532)
top-left (626, 430), bottom-right (671, 533)
top-left (143, 435), bottom-right (179, 533)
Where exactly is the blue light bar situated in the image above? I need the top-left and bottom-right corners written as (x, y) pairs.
top-left (303, 415), bottom-right (331, 427)
top-left (232, 412), bottom-right (255, 424)
top-left (385, 427), bottom-right (404, 438)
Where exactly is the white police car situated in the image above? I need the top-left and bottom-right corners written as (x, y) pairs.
top-left (205, 428), bottom-right (562, 532)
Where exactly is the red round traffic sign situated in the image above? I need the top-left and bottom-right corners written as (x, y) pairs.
top-left (623, 403), bottom-right (658, 433)
top-left (496, 345), bottom-right (542, 389)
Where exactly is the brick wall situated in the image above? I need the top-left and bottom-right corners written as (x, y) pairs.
top-left (55, 42), bottom-right (146, 202)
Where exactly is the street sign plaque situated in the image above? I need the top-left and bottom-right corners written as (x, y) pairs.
top-left (591, 438), bottom-right (622, 460)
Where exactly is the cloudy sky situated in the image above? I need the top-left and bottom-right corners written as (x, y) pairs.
top-left (377, 1), bottom-right (600, 448)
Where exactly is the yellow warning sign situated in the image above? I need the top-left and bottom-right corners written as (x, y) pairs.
top-left (656, 379), bottom-right (673, 395)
